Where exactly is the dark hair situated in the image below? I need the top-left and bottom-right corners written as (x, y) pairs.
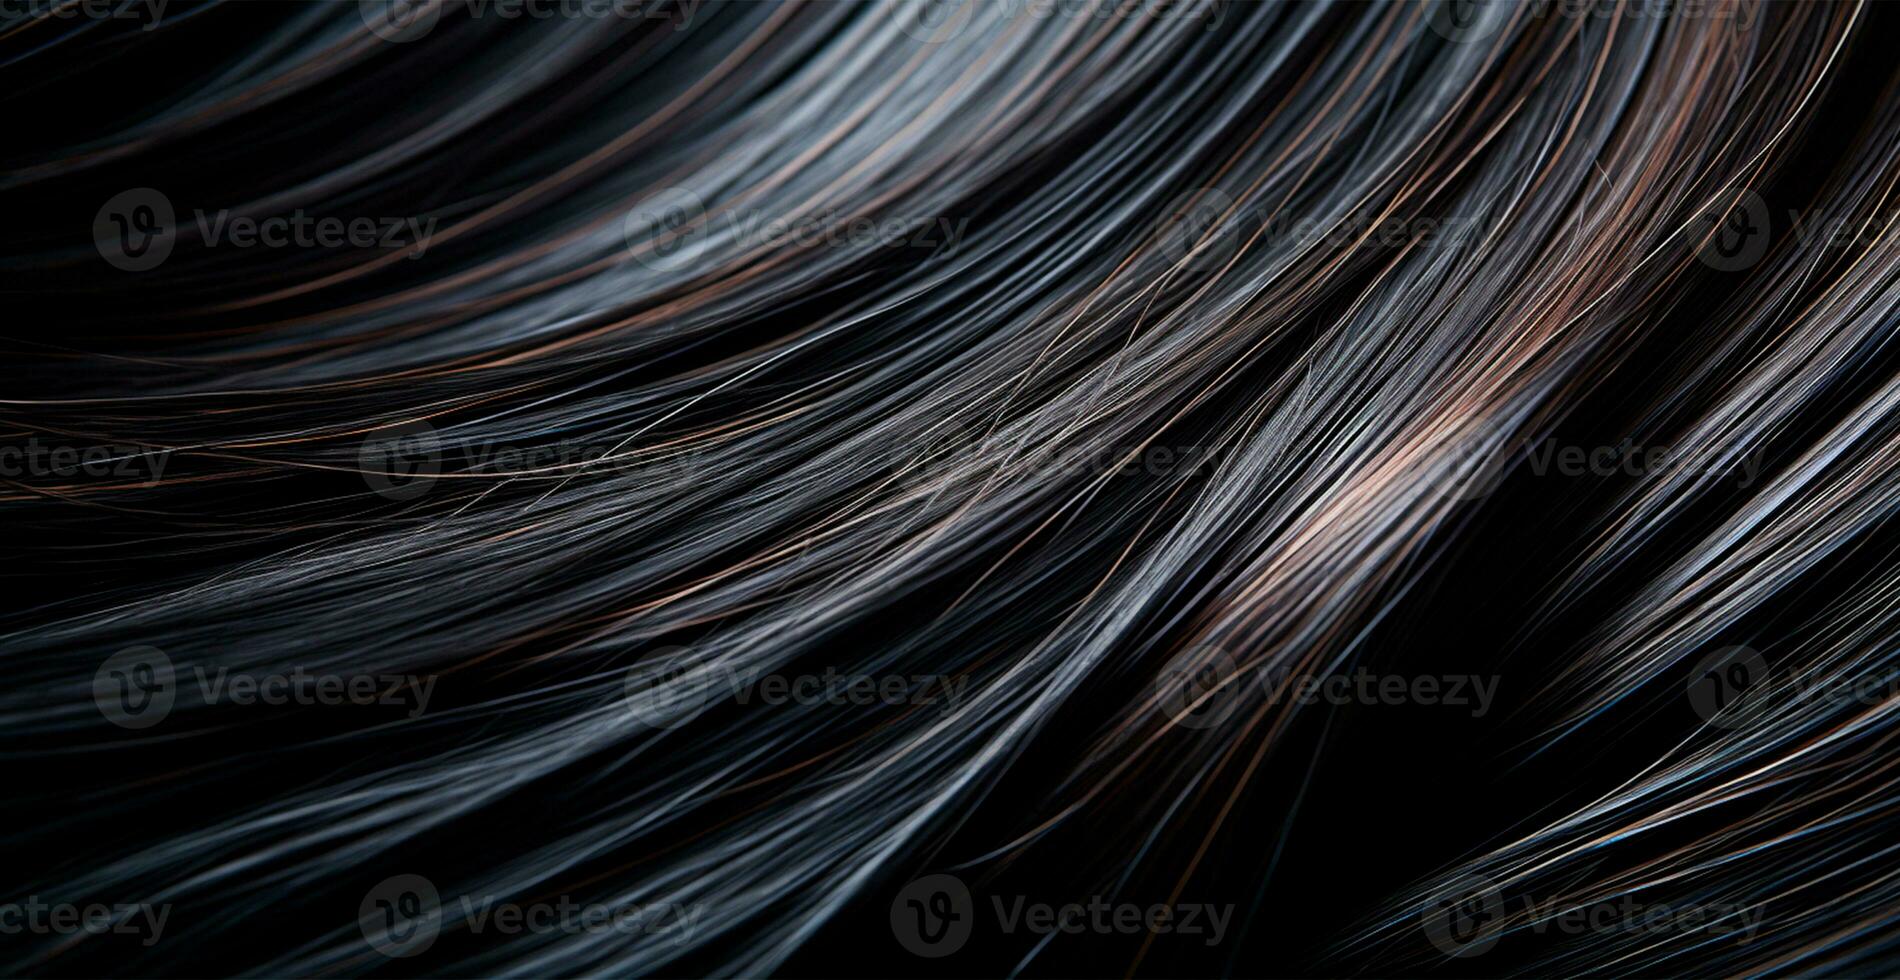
top-left (3, 0), bottom-right (1898, 976)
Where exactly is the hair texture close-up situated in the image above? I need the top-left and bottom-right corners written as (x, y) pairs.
top-left (4, 0), bottom-right (1900, 976)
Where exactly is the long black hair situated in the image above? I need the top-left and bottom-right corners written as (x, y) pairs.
top-left (4, 0), bottom-right (1899, 976)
